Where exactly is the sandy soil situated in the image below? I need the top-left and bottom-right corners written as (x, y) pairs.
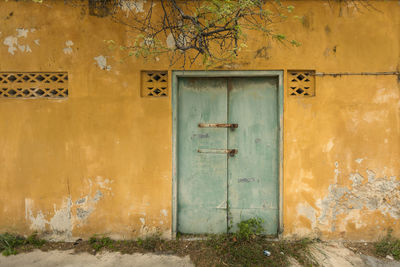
top-left (0, 250), bottom-right (194, 267)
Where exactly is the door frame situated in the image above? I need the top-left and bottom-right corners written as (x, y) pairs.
top-left (171, 70), bottom-right (284, 237)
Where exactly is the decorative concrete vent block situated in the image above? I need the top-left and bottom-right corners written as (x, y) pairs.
top-left (0, 72), bottom-right (68, 98)
top-left (141, 71), bottom-right (168, 97)
top-left (288, 70), bottom-right (315, 96)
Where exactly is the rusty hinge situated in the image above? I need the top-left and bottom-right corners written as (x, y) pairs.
top-left (198, 123), bottom-right (238, 129)
top-left (197, 149), bottom-right (238, 156)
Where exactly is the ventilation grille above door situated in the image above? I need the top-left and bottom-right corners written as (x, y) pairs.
top-left (288, 70), bottom-right (315, 96)
top-left (0, 72), bottom-right (68, 98)
top-left (141, 71), bottom-right (168, 97)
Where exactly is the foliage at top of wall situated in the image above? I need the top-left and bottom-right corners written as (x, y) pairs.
top-left (27, 0), bottom-right (378, 67)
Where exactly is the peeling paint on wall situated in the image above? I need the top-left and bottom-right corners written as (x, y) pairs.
top-left (297, 203), bottom-right (317, 229)
top-left (3, 28), bottom-right (36, 55)
top-left (4, 36), bottom-right (18, 54)
top-left (318, 167), bottom-right (400, 231)
top-left (120, 0), bottom-right (147, 15)
top-left (94, 55), bottom-right (111, 71)
top-left (166, 33), bottom-right (175, 49)
top-left (48, 198), bottom-right (73, 238)
top-left (24, 177), bottom-right (113, 240)
top-left (63, 40), bottom-right (74, 54)
top-left (355, 158), bottom-right (364, 164)
top-left (297, 162), bottom-right (400, 236)
top-left (25, 199), bottom-right (47, 232)
top-left (160, 209), bottom-right (168, 217)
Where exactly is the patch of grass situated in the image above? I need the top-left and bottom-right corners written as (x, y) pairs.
top-left (89, 236), bottom-right (114, 252)
top-left (0, 233), bottom-right (24, 256)
top-left (375, 229), bottom-right (400, 260)
top-left (25, 232), bottom-right (46, 247)
top-left (234, 217), bottom-right (264, 241)
top-left (0, 232), bottom-right (46, 256)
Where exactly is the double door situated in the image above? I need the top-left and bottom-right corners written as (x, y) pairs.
top-left (177, 76), bottom-right (279, 234)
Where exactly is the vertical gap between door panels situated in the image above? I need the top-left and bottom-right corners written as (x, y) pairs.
top-left (226, 78), bottom-right (231, 233)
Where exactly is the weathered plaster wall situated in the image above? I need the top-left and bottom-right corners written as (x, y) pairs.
top-left (0, 0), bottom-right (398, 241)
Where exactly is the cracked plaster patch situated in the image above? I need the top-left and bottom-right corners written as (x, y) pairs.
top-left (94, 55), bottom-right (112, 71)
top-left (63, 40), bottom-right (74, 55)
top-left (24, 177), bottom-right (113, 240)
top-left (299, 162), bottom-right (400, 234)
top-left (3, 28), bottom-right (37, 55)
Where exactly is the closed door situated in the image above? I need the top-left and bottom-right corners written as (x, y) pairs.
top-left (177, 76), bottom-right (279, 235)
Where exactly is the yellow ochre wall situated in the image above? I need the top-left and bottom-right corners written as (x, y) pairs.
top-left (0, 0), bottom-right (398, 241)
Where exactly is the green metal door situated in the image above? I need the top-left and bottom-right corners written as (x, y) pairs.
top-left (177, 76), bottom-right (279, 235)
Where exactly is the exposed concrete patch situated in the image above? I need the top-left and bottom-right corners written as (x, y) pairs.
top-left (93, 190), bottom-right (103, 202)
top-left (94, 55), bottom-right (111, 71)
top-left (166, 33), bottom-right (175, 49)
top-left (16, 28), bottom-right (29, 38)
top-left (297, 203), bottom-right (317, 229)
top-left (3, 36), bottom-right (18, 54)
top-left (24, 177), bottom-right (113, 240)
top-left (160, 209), bottom-right (168, 217)
top-left (95, 176), bottom-right (113, 190)
top-left (63, 40), bottom-right (74, 54)
top-left (75, 197), bottom-right (87, 205)
top-left (120, 0), bottom-right (147, 15)
top-left (319, 167), bottom-right (400, 230)
top-left (25, 199), bottom-right (47, 232)
top-left (297, 162), bottom-right (400, 235)
top-left (49, 198), bottom-right (73, 240)
top-left (355, 158), bottom-right (364, 164)
top-left (3, 28), bottom-right (37, 55)
top-left (76, 208), bottom-right (91, 221)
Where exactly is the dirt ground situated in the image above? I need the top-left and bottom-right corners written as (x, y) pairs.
top-left (1, 239), bottom-right (400, 266)
top-left (0, 250), bottom-right (194, 267)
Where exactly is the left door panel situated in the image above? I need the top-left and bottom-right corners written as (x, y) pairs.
top-left (177, 77), bottom-right (228, 234)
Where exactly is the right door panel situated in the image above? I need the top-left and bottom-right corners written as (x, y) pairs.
top-left (227, 77), bottom-right (279, 235)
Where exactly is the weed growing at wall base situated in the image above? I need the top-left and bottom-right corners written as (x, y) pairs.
top-left (0, 232), bottom-right (45, 256)
top-left (89, 236), bottom-right (114, 252)
top-left (375, 229), bottom-right (400, 260)
top-left (234, 217), bottom-right (265, 241)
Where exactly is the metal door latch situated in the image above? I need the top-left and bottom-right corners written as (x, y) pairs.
top-left (198, 123), bottom-right (238, 129)
top-left (197, 149), bottom-right (238, 156)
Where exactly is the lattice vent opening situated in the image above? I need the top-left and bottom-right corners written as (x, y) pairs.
top-left (0, 72), bottom-right (68, 98)
top-left (141, 71), bottom-right (168, 97)
top-left (288, 70), bottom-right (315, 96)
